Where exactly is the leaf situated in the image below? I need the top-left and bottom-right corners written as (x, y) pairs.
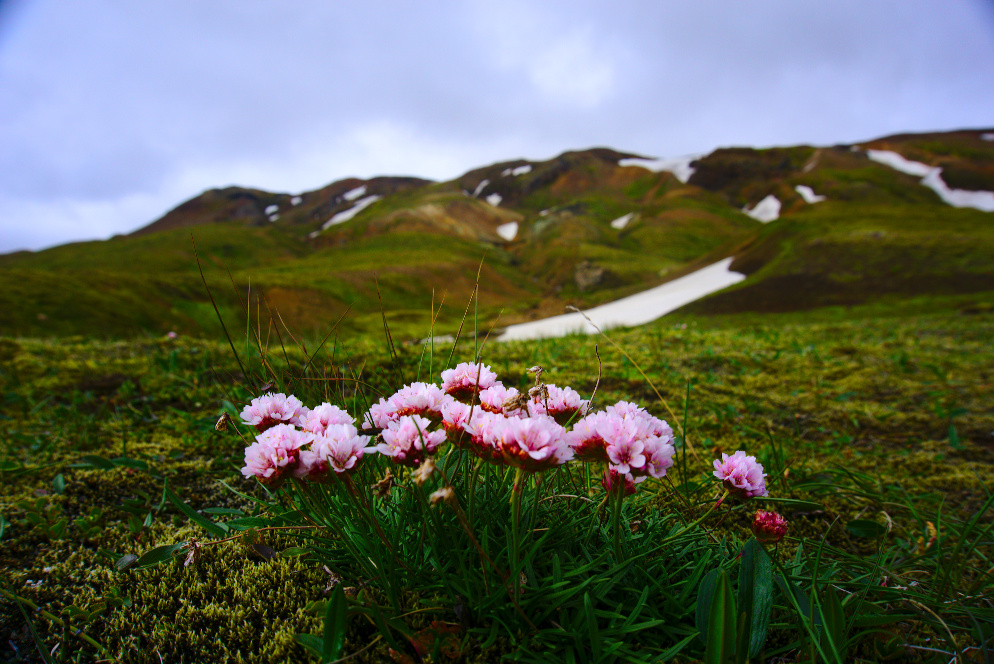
top-left (294, 633), bottom-right (324, 657)
top-left (758, 497), bottom-right (822, 510)
top-left (79, 455), bottom-right (115, 470)
top-left (583, 592), bottom-right (601, 661)
top-left (948, 424), bottom-right (963, 450)
top-left (704, 569), bottom-right (736, 664)
top-left (165, 487), bottom-right (228, 538)
top-left (131, 542), bottom-right (187, 570)
top-left (846, 519), bottom-right (886, 539)
top-left (322, 583), bottom-right (349, 663)
top-left (739, 538), bottom-right (774, 660)
top-left (110, 457), bottom-right (149, 471)
top-left (225, 516), bottom-right (273, 531)
top-left (202, 507), bottom-right (244, 516)
top-left (696, 568), bottom-right (719, 646)
top-left (251, 544), bottom-right (278, 560)
top-left (821, 585), bottom-right (847, 661)
top-left (52, 473), bottom-right (65, 495)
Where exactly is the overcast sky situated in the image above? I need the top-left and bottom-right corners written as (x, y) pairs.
top-left (1, 0), bottom-right (993, 254)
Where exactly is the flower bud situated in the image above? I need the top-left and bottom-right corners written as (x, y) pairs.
top-left (752, 510), bottom-right (788, 544)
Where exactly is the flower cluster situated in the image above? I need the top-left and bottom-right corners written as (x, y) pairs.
top-left (712, 450), bottom-right (769, 499)
top-left (238, 362), bottom-right (772, 504)
top-left (240, 400), bottom-right (370, 486)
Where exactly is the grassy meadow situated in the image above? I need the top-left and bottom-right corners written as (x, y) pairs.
top-left (1, 289), bottom-right (992, 663)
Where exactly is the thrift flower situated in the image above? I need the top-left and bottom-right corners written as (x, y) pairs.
top-left (241, 423), bottom-right (313, 486)
top-left (460, 409), bottom-right (506, 463)
top-left (300, 403), bottom-right (355, 435)
top-left (752, 510), bottom-right (788, 544)
top-left (496, 415), bottom-right (573, 471)
top-left (240, 393), bottom-right (308, 432)
top-left (295, 423), bottom-right (370, 479)
top-left (440, 362), bottom-right (498, 399)
top-left (478, 384), bottom-right (520, 414)
top-left (364, 383), bottom-right (452, 429)
top-left (440, 400), bottom-right (473, 434)
top-left (526, 384), bottom-right (589, 423)
top-left (712, 450), bottom-right (769, 499)
top-left (375, 414), bottom-right (447, 467)
top-left (602, 469), bottom-right (637, 496)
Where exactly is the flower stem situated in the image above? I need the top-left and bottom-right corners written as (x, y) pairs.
top-left (661, 488), bottom-right (730, 544)
top-left (510, 466), bottom-right (525, 602)
top-left (611, 480), bottom-right (625, 561)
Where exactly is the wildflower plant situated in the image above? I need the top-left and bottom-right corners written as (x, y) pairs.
top-left (224, 356), bottom-right (785, 661)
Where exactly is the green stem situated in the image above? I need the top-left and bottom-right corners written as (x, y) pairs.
top-left (510, 467), bottom-right (525, 602)
top-left (660, 489), bottom-right (730, 544)
top-left (611, 480), bottom-right (625, 561)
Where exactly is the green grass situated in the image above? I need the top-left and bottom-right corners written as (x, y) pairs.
top-left (1, 295), bottom-right (992, 662)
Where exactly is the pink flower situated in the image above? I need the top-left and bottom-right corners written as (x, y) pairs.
top-left (241, 423), bottom-right (313, 486)
top-left (460, 409), bottom-right (507, 463)
top-left (601, 469), bottom-right (637, 496)
top-left (295, 423), bottom-right (370, 479)
top-left (375, 415), bottom-right (447, 467)
top-left (569, 403), bottom-right (676, 479)
top-left (440, 400), bottom-right (473, 434)
top-left (752, 510), bottom-right (788, 544)
top-left (496, 415), bottom-right (573, 471)
top-left (478, 384), bottom-right (520, 414)
top-left (440, 362), bottom-right (498, 399)
top-left (526, 384), bottom-right (589, 424)
top-left (166, 331), bottom-right (178, 340)
top-left (364, 397), bottom-right (396, 430)
top-left (364, 383), bottom-right (452, 429)
top-left (606, 433), bottom-right (645, 475)
top-left (566, 411), bottom-right (617, 462)
top-left (240, 393), bottom-right (308, 432)
top-left (712, 451), bottom-right (768, 499)
top-left (300, 403), bottom-right (355, 435)
top-left (639, 435), bottom-right (676, 480)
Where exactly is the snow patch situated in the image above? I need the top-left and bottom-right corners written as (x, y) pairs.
top-left (794, 185), bottom-right (825, 204)
top-left (497, 258), bottom-right (745, 342)
top-left (610, 212), bottom-right (635, 229)
top-left (290, 196), bottom-right (303, 206)
top-left (265, 204), bottom-right (279, 215)
top-left (743, 195), bottom-right (781, 223)
top-left (343, 185), bottom-right (368, 202)
top-left (866, 149), bottom-right (994, 212)
top-left (268, 213), bottom-right (280, 222)
top-left (618, 154), bottom-right (700, 184)
top-left (472, 179), bottom-right (490, 197)
top-left (501, 164), bottom-right (532, 177)
top-left (486, 193), bottom-right (502, 207)
top-left (866, 150), bottom-right (933, 177)
top-left (321, 195), bottom-right (382, 229)
top-left (496, 222), bottom-right (518, 241)
top-left (982, 133), bottom-right (994, 142)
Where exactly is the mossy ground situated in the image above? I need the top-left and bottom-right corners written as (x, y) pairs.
top-left (1, 296), bottom-right (992, 662)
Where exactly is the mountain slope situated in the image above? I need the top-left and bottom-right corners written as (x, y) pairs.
top-left (1, 129), bottom-right (992, 339)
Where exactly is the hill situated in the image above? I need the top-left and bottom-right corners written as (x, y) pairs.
top-left (1, 129), bottom-right (992, 339)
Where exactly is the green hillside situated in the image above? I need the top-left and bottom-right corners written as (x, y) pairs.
top-left (1, 129), bottom-right (992, 340)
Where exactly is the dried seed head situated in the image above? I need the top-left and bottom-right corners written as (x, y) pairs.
top-left (183, 539), bottom-right (204, 568)
top-left (429, 486), bottom-right (456, 508)
top-left (215, 412), bottom-right (231, 432)
top-left (412, 458), bottom-right (437, 486)
top-left (372, 470), bottom-right (395, 498)
top-left (527, 366), bottom-right (544, 385)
